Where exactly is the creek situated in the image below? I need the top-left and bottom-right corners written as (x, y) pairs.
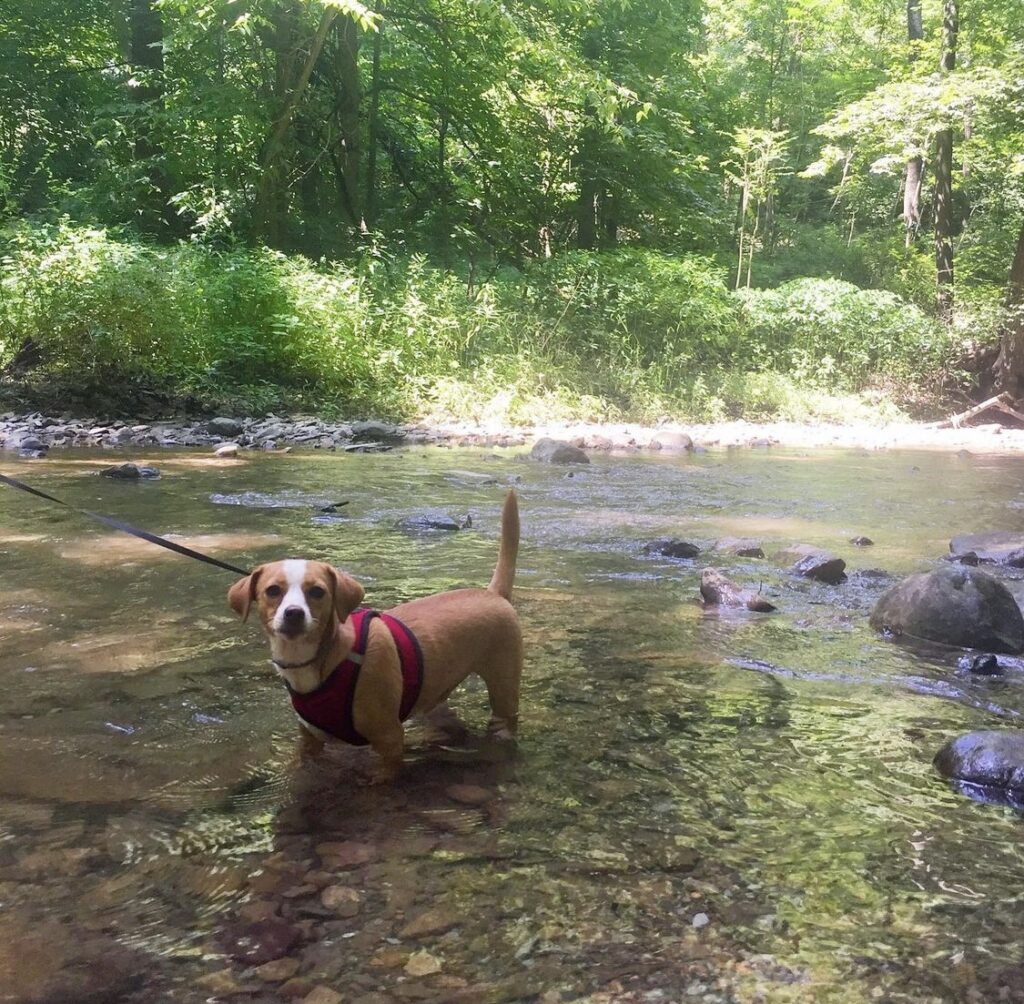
top-left (1, 444), bottom-right (1023, 1002)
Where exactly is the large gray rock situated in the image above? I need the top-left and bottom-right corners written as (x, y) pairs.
top-left (208, 416), bottom-right (243, 437)
top-left (775, 545), bottom-right (846, 584)
top-left (529, 438), bottom-right (590, 464)
top-left (870, 565), bottom-right (1024, 653)
top-left (934, 731), bottom-right (1024, 791)
top-left (950, 531), bottom-right (1024, 565)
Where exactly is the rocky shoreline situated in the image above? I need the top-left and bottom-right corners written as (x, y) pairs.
top-left (4, 410), bottom-right (1024, 455)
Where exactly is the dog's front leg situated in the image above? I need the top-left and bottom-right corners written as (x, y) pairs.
top-left (297, 723), bottom-right (326, 762)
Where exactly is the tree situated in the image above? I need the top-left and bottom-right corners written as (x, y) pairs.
top-left (934, 0), bottom-right (958, 321)
top-left (902, 0), bottom-right (924, 247)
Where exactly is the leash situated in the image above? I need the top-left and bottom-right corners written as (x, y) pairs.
top-left (0, 471), bottom-right (250, 576)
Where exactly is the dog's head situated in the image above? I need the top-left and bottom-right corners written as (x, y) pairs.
top-left (228, 560), bottom-right (364, 651)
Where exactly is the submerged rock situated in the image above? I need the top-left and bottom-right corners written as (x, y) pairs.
top-left (700, 568), bottom-right (776, 612)
top-left (644, 538), bottom-right (701, 559)
top-left (957, 653), bottom-right (1002, 675)
top-left (850, 535), bottom-right (874, 547)
top-left (397, 512), bottom-right (470, 533)
top-left (870, 566), bottom-right (1024, 653)
top-left (100, 463), bottom-right (160, 480)
top-left (950, 531), bottom-right (1024, 565)
top-left (219, 919), bottom-right (302, 965)
top-left (934, 731), bottom-right (1024, 792)
top-left (648, 431), bottom-right (693, 451)
top-left (529, 438), bottom-right (590, 464)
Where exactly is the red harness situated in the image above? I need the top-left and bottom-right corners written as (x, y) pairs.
top-left (288, 608), bottom-right (424, 746)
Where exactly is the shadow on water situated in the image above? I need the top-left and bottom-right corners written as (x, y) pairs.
top-left (2, 445), bottom-right (1024, 1001)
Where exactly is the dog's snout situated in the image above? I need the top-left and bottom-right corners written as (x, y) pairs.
top-left (283, 606), bottom-right (305, 622)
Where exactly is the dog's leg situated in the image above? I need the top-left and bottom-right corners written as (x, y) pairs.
top-left (366, 723), bottom-right (406, 784)
top-left (480, 649), bottom-right (522, 741)
top-left (298, 723), bottom-right (326, 762)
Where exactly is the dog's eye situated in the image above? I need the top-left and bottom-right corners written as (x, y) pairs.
top-left (307, 586), bottom-right (327, 600)
top-left (265, 585), bottom-right (282, 598)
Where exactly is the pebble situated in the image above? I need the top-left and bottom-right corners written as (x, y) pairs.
top-left (692, 912), bottom-right (710, 929)
top-left (444, 784), bottom-right (494, 806)
top-left (404, 949), bottom-right (443, 976)
top-left (254, 957), bottom-right (301, 982)
top-left (303, 987), bottom-right (344, 1004)
top-left (195, 969), bottom-right (244, 994)
top-left (320, 885), bottom-right (362, 917)
top-left (219, 919), bottom-right (302, 965)
top-left (399, 906), bottom-right (459, 939)
top-left (315, 840), bottom-right (377, 868)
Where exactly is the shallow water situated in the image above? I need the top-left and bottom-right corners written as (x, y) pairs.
top-left (2, 445), bottom-right (1024, 1002)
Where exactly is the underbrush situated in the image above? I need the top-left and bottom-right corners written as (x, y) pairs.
top-left (0, 221), bottom-right (972, 424)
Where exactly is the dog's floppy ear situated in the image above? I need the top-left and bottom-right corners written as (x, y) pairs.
top-left (228, 567), bottom-right (262, 622)
top-left (329, 567), bottom-right (365, 621)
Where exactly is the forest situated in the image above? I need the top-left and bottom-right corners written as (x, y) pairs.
top-left (1, 0), bottom-right (1023, 424)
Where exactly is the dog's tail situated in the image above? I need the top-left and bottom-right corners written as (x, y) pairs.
top-left (488, 489), bottom-right (520, 600)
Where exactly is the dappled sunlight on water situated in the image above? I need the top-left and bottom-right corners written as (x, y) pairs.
top-left (2, 444), bottom-right (1024, 1000)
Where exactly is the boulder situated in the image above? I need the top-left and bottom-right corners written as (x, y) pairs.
top-left (776, 545), bottom-right (846, 584)
top-left (700, 569), bottom-right (776, 613)
top-left (649, 431), bottom-right (693, 452)
top-left (208, 417), bottom-right (244, 437)
top-left (351, 420), bottom-right (405, 442)
top-left (529, 438), bottom-right (590, 464)
top-left (870, 566), bottom-right (1024, 653)
top-left (950, 531), bottom-right (1024, 565)
top-left (214, 442), bottom-right (239, 457)
top-left (644, 538), bottom-right (700, 560)
top-left (957, 653), bottom-right (1002, 675)
top-left (934, 731), bottom-right (1024, 791)
top-left (716, 538), bottom-right (766, 559)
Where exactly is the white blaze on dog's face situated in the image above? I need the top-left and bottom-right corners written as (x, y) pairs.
top-left (228, 560), bottom-right (365, 667)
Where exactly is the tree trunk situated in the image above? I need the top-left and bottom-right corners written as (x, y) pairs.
top-left (364, 24), bottom-right (383, 228)
top-left (902, 0), bottom-right (924, 246)
top-left (254, 4), bottom-right (339, 242)
top-left (994, 223), bottom-right (1024, 397)
top-left (934, 0), bottom-right (958, 322)
top-left (129, 0), bottom-right (176, 233)
top-left (334, 16), bottom-right (361, 227)
top-left (575, 28), bottom-right (600, 250)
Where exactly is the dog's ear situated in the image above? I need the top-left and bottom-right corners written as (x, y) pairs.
top-left (329, 567), bottom-right (365, 621)
top-left (227, 567), bottom-right (262, 622)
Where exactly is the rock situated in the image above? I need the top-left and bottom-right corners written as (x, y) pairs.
top-left (208, 417), bottom-right (244, 437)
top-left (215, 442), bottom-right (240, 457)
top-left (950, 531), bottom-right (1024, 565)
top-left (957, 653), bottom-right (1002, 675)
top-left (643, 538), bottom-right (701, 559)
top-left (397, 513), bottom-right (463, 533)
top-left (17, 436), bottom-right (46, 451)
top-left (692, 912), bottom-right (710, 929)
top-left (281, 978), bottom-right (316, 999)
top-left (195, 969), bottom-right (244, 995)
top-left (315, 840), bottom-right (376, 868)
top-left (700, 568), bottom-right (777, 613)
top-left (649, 431), bottom-right (692, 451)
top-left (254, 957), bottom-right (301, 982)
top-left (303, 987), bottom-right (344, 1004)
top-left (850, 536), bottom-right (874, 546)
top-left (934, 731), bottom-right (1024, 791)
top-left (529, 438), bottom-right (590, 464)
top-left (776, 545), bottom-right (846, 584)
top-left (100, 463), bottom-right (160, 480)
top-left (870, 566), bottom-right (1024, 653)
top-left (399, 906), bottom-right (459, 939)
top-left (404, 950), bottom-right (443, 977)
top-left (947, 550), bottom-right (980, 566)
top-left (219, 919), bottom-right (302, 965)
top-left (320, 885), bottom-right (361, 917)
top-left (445, 783), bottom-right (494, 805)
top-left (352, 420), bottom-right (405, 442)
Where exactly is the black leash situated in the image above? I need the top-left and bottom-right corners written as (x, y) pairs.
top-left (0, 471), bottom-right (250, 576)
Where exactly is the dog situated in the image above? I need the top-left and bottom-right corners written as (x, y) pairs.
top-left (228, 490), bottom-right (522, 782)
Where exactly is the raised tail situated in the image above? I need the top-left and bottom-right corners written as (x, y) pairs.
top-left (488, 490), bottom-right (520, 600)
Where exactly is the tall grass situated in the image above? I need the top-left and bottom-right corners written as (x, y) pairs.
top-left (0, 221), bottom-right (966, 422)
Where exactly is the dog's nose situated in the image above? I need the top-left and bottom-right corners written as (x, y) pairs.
top-left (283, 606), bottom-right (305, 623)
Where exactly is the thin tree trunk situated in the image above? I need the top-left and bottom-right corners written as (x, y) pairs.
top-left (576, 27), bottom-right (600, 250)
top-left (735, 182), bottom-right (749, 290)
top-left (333, 16), bottom-right (361, 227)
top-left (364, 24), bottom-right (383, 228)
top-left (902, 0), bottom-right (924, 246)
top-left (934, 0), bottom-right (958, 322)
top-left (994, 223), bottom-right (1024, 396)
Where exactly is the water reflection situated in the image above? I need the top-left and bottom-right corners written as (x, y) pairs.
top-left (2, 445), bottom-right (1024, 1000)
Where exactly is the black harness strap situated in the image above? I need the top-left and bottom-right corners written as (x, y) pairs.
top-left (0, 471), bottom-right (251, 576)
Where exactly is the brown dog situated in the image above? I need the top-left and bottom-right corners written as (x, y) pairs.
top-left (228, 490), bottom-right (522, 781)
